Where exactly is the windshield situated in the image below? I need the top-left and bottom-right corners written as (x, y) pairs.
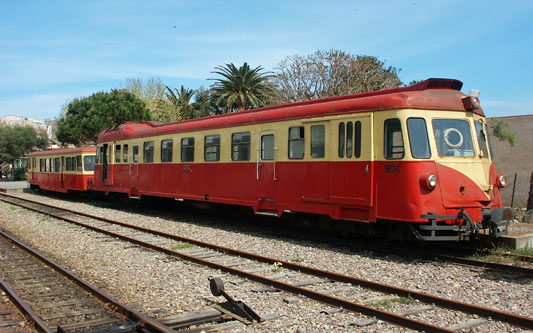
top-left (432, 119), bottom-right (475, 157)
top-left (84, 155), bottom-right (96, 171)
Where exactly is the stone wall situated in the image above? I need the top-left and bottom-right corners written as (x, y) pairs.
top-left (488, 115), bottom-right (533, 207)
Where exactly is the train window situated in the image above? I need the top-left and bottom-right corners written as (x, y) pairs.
top-left (32, 157), bottom-right (36, 169)
top-left (108, 145), bottom-right (112, 163)
top-left (288, 127), bottom-right (304, 159)
top-left (432, 119), bottom-right (474, 157)
top-left (96, 147), bottom-right (100, 164)
top-left (115, 145), bottom-right (121, 163)
top-left (99, 146), bottom-right (104, 164)
top-left (66, 157), bottom-right (72, 171)
top-left (45, 159), bottom-right (49, 172)
top-left (384, 119), bottom-right (405, 159)
top-left (261, 134), bottom-right (275, 160)
top-left (181, 137), bottom-right (194, 162)
top-left (205, 135), bottom-right (220, 162)
top-left (354, 121), bottom-right (361, 158)
top-left (84, 155), bottom-right (96, 171)
top-left (161, 140), bottom-right (173, 162)
top-left (232, 132), bottom-right (250, 161)
top-left (407, 118), bottom-right (431, 159)
top-left (346, 121), bottom-right (353, 158)
top-left (54, 158), bottom-right (60, 172)
top-left (123, 144), bottom-right (128, 163)
top-left (475, 122), bottom-right (489, 159)
top-left (338, 123), bottom-right (345, 158)
top-left (73, 156), bottom-right (77, 171)
top-left (143, 141), bottom-right (154, 163)
top-left (132, 145), bottom-right (139, 163)
top-left (77, 156), bottom-right (82, 171)
top-left (311, 125), bottom-right (325, 158)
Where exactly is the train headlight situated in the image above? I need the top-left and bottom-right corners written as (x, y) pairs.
top-left (497, 174), bottom-right (506, 188)
top-left (420, 174), bottom-right (438, 190)
top-left (428, 174), bottom-right (438, 189)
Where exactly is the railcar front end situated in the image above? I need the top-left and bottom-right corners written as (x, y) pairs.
top-left (374, 97), bottom-right (511, 241)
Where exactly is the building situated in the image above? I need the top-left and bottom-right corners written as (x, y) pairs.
top-left (488, 115), bottom-right (533, 207)
top-left (0, 115), bottom-right (54, 140)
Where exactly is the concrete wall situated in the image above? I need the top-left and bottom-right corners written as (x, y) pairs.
top-left (488, 115), bottom-right (533, 207)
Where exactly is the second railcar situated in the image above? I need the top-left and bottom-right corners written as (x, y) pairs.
top-left (28, 147), bottom-right (97, 192)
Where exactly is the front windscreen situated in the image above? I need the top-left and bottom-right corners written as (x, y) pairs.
top-left (84, 155), bottom-right (96, 171)
top-left (432, 119), bottom-right (474, 157)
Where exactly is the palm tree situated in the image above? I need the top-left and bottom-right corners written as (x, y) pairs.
top-left (210, 62), bottom-right (273, 112)
top-left (165, 85), bottom-right (196, 120)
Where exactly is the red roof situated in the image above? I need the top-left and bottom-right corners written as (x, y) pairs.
top-left (99, 78), bottom-right (483, 142)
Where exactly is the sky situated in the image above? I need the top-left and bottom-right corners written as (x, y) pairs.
top-left (1, 0), bottom-right (532, 121)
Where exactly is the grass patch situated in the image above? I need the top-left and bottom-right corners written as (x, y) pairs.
top-left (15, 229), bottom-right (35, 236)
top-left (271, 261), bottom-right (283, 273)
top-left (370, 296), bottom-right (416, 309)
top-left (171, 242), bottom-right (194, 250)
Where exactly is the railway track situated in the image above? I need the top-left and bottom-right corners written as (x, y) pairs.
top-left (1, 192), bottom-right (532, 331)
top-left (0, 228), bottom-right (174, 332)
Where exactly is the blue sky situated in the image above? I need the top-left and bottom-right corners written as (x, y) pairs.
top-left (1, 1), bottom-right (532, 121)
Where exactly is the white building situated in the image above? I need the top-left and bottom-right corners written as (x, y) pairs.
top-left (0, 115), bottom-right (54, 139)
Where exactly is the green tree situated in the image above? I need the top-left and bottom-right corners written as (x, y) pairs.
top-left (488, 118), bottom-right (515, 147)
top-left (56, 89), bottom-right (150, 145)
top-left (0, 125), bottom-right (48, 178)
top-left (121, 77), bottom-right (169, 120)
top-left (192, 87), bottom-right (219, 118)
top-left (210, 62), bottom-right (273, 112)
top-left (163, 85), bottom-right (196, 121)
top-left (273, 49), bottom-right (402, 103)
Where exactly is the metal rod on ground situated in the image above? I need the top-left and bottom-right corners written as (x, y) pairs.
top-left (511, 173), bottom-right (517, 208)
top-left (527, 172), bottom-right (533, 210)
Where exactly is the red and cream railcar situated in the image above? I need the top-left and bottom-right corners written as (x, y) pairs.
top-left (93, 78), bottom-right (511, 241)
top-left (28, 147), bottom-right (97, 192)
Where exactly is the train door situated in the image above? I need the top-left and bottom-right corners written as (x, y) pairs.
top-left (256, 131), bottom-right (278, 215)
top-left (101, 143), bottom-right (114, 185)
top-left (102, 144), bottom-right (108, 183)
top-left (128, 145), bottom-right (140, 192)
top-left (348, 114), bottom-right (373, 208)
top-left (60, 156), bottom-right (65, 189)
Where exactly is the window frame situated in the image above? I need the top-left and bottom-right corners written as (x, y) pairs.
top-left (311, 125), bottom-right (325, 158)
top-left (384, 118), bottom-right (405, 160)
top-left (288, 126), bottom-right (305, 159)
top-left (231, 132), bottom-right (251, 161)
top-left (115, 145), bottom-right (121, 163)
top-left (204, 135), bottom-right (220, 162)
top-left (143, 141), bottom-right (155, 163)
top-left (181, 137), bottom-right (195, 162)
top-left (161, 139), bottom-right (173, 163)
top-left (407, 117), bottom-right (431, 159)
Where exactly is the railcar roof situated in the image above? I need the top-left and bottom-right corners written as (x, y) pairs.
top-left (28, 146), bottom-right (96, 157)
top-left (98, 78), bottom-right (484, 143)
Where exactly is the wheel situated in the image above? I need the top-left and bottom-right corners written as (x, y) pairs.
top-left (209, 277), bottom-right (224, 296)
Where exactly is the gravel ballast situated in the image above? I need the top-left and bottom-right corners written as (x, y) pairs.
top-left (0, 192), bottom-right (531, 332)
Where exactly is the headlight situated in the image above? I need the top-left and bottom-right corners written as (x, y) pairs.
top-left (420, 174), bottom-right (438, 190)
top-left (428, 174), bottom-right (438, 188)
top-left (497, 174), bottom-right (506, 188)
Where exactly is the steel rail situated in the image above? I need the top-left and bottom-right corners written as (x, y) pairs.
top-left (0, 195), bottom-right (451, 332)
top-left (436, 254), bottom-right (533, 276)
top-left (0, 228), bottom-right (175, 333)
top-left (0, 276), bottom-right (52, 333)
top-left (2, 193), bottom-right (533, 330)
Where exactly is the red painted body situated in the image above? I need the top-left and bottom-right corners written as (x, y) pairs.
top-left (27, 79), bottom-right (506, 240)
top-left (28, 147), bottom-right (96, 192)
